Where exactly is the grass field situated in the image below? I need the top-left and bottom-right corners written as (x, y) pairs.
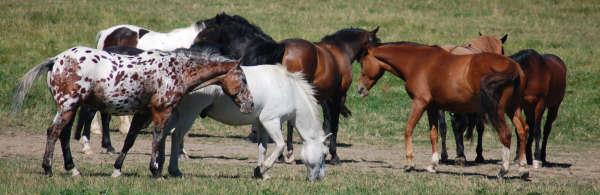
top-left (1, 0), bottom-right (599, 194)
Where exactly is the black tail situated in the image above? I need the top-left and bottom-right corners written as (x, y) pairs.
top-left (239, 42), bottom-right (285, 66)
top-left (479, 73), bottom-right (519, 127)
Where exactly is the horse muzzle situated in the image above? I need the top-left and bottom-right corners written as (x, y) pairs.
top-left (357, 85), bottom-right (369, 98)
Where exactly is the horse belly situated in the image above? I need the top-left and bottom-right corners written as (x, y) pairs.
top-left (205, 97), bottom-right (258, 125)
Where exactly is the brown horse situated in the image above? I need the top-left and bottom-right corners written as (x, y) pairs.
top-left (438, 33), bottom-right (508, 164)
top-left (357, 41), bottom-right (529, 178)
top-left (280, 27), bottom-right (380, 164)
top-left (510, 49), bottom-right (567, 168)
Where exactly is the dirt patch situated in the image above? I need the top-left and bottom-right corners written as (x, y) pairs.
top-left (0, 130), bottom-right (598, 183)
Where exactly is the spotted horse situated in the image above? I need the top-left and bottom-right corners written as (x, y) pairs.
top-left (12, 46), bottom-right (253, 178)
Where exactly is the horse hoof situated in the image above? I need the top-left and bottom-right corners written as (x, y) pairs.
top-left (532, 160), bottom-right (542, 169)
top-left (404, 165), bottom-right (415, 172)
top-left (440, 152), bottom-right (449, 162)
top-left (284, 155), bottom-right (295, 164)
top-left (43, 167), bottom-right (53, 177)
top-left (456, 157), bottom-right (467, 166)
top-left (70, 168), bottom-right (81, 177)
top-left (328, 156), bottom-right (341, 165)
top-left (253, 166), bottom-right (263, 178)
top-left (475, 156), bottom-right (485, 163)
top-left (425, 165), bottom-right (436, 173)
top-left (168, 170), bottom-right (183, 178)
top-left (497, 169), bottom-right (509, 180)
top-left (111, 169), bottom-right (122, 178)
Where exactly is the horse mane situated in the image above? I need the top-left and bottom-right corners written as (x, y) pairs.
top-left (320, 28), bottom-right (381, 45)
top-left (200, 12), bottom-right (276, 43)
top-left (171, 47), bottom-right (236, 64)
top-left (510, 49), bottom-right (541, 70)
top-left (284, 66), bottom-right (323, 139)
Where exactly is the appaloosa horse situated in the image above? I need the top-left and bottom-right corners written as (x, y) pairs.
top-left (192, 13), bottom-right (380, 164)
top-left (438, 33), bottom-right (508, 164)
top-left (356, 41), bottom-right (529, 178)
top-left (12, 46), bottom-right (253, 178)
top-left (77, 21), bottom-right (206, 150)
top-left (510, 49), bottom-right (567, 168)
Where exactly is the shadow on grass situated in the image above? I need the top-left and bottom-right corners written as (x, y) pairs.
top-left (543, 161), bottom-right (572, 168)
top-left (188, 155), bottom-right (248, 161)
top-left (440, 159), bottom-right (502, 167)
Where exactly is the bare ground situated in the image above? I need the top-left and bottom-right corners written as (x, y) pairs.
top-left (0, 129), bottom-right (598, 183)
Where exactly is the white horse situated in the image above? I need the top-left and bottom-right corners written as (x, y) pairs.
top-left (82, 22), bottom-right (205, 153)
top-left (162, 65), bottom-right (329, 181)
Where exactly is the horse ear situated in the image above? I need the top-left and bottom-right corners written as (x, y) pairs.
top-left (500, 34), bottom-right (508, 43)
top-left (371, 26), bottom-right (380, 35)
top-left (478, 31), bottom-right (483, 36)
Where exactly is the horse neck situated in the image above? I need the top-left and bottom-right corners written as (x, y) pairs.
top-left (318, 41), bottom-right (362, 64)
top-left (182, 60), bottom-right (237, 90)
top-left (372, 44), bottom-right (444, 80)
top-left (287, 71), bottom-right (324, 142)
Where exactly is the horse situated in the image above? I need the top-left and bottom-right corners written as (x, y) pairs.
top-left (356, 41), bottom-right (529, 178)
top-left (192, 13), bottom-right (380, 164)
top-left (11, 46), bottom-right (253, 178)
top-left (437, 33), bottom-right (508, 165)
top-left (145, 65), bottom-right (328, 181)
top-left (510, 49), bottom-right (567, 168)
top-left (75, 21), bottom-right (206, 154)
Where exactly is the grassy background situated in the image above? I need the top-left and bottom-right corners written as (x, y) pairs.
top-left (1, 0), bottom-right (599, 194)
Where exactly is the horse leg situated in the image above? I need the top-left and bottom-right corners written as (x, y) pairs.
top-left (254, 123), bottom-right (268, 179)
top-left (76, 106), bottom-right (94, 155)
top-left (284, 121), bottom-right (295, 164)
top-left (451, 114), bottom-right (467, 166)
top-left (58, 112), bottom-right (79, 177)
top-left (404, 99), bottom-right (428, 171)
top-left (118, 116), bottom-right (131, 134)
top-left (531, 100), bottom-right (546, 169)
top-left (167, 109), bottom-right (197, 177)
top-left (90, 112), bottom-right (102, 134)
top-left (426, 108), bottom-right (441, 173)
top-left (474, 116), bottom-right (486, 163)
top-left (524, 107), bottom-right (535, 164)
top-left (112, 113), bottom-right (150, 177)
top-left (255, 118), bottom-right (284, 180)
top-left (327, 99), bottom-right (342, 165)
top-left (510, 107), bottom-right (529, 179)
top-left (438, 111), bottom-right (449, 162)
top-left (42, 109), bottom-right (77, 176)
top-left (100, 112), bottom-right (116, 154)
top-left (148, 107), bottom-right (173, 178)
top-left (541, 105), bottom-right (559, 163)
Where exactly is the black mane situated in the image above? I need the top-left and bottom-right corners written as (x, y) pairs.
top-left (320, 28), bottom-right (381, 45)
top-left (510, 49), bottom-right (542, 69)
top-left (191, 13), bottom-right (283, 66)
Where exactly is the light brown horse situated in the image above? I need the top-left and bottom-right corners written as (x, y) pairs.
top-left (510, 49), bottom-right (567, 168)
top-left (357, 41), bottom-right (529, 178)
top-left (280, 27), bottom-right (380, 164)
top-left (438, 33), bottom-right (508, 164)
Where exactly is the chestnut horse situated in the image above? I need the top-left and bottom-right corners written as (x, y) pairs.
top-left (510, 49), bottom-right (567, 168)
top-left (192, 13), bottom-right (380, 164)
top-left (438, 33), bottom-right (508, 164)
top-left (12, 46), bottom-right (253, 177)
top-left (356, 41), bottom-right (528, 178)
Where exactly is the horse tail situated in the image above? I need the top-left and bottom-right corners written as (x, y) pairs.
top-left (11, 59), bottom-right (55, 115)
top-left (479, 72), bottom-right (519, 127)
top-left (239, 42), bottom-right (285, 66)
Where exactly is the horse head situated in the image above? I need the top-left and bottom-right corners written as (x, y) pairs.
top-left (301, 133), bottom-right (331, 181)
top-left (198, 63), bottom-right (254, 113)
top-left (320, 27), bottom-right (381, 63)
top-left (357, 46), bottom-right (385, 98)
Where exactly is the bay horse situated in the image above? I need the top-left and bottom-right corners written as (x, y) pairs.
top-left (356, 41), bottom-right (529, 178)
top-left (75, 21), bottom-right (206, 154)
top-left (154, 65), bottom-right (328, 181)
top-left (11, 46), bottom-right (253, 178)
top-left (438, 33), bottom-right (508, 164)
top-left (192, 13), bottom-right (380, 164)
top-left (510, 49), bottom-right (567, 168)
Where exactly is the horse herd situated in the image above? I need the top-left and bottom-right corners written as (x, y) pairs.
top-left (11, 13), bottom-right (566, 181)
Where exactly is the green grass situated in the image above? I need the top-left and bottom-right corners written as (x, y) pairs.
top-left (1, 0), bottom-right (599, 193)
